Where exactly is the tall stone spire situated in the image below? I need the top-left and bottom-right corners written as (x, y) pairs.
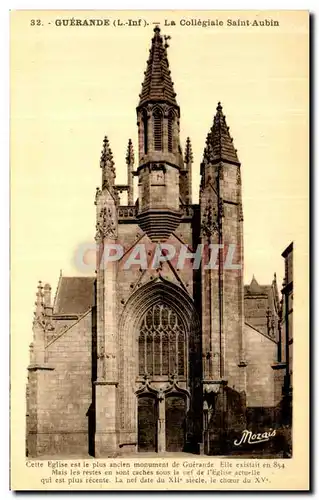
top-left (135, 27), bottom-right (182, 241)
top-left (200, 101), bottom-right (245, 396)
top-left (139, 26), bottom-right (177, 107)
top-left (202, 102), bottom-right (240, 167)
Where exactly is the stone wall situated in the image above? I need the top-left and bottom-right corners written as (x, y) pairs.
top-left (28, 311), bottom-right (93, 457)
top-left (244, 323), bottom-right (277, 408)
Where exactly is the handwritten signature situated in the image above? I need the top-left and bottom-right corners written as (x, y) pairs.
top-left (234, 429), bottom-right (276, 446)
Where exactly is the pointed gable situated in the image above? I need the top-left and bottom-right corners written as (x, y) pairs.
top-left (244, 275), bottom-right (280, 341)
top-left (247, 275), bottom-right (263, 294)
top-left (139, 26), bottom-right (177, 107)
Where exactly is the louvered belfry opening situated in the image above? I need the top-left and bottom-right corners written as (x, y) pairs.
top-left (168, 111), bottom-right (174, 152)
top-left (138, 303), bottom-right (186, 377)
top-left (142, 111), bottom-right (148, 154)
top-left (153, 110), bottom-right (163, 151)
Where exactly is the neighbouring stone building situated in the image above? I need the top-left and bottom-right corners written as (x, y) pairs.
top-left (26, 27), bottom-right (292, 457)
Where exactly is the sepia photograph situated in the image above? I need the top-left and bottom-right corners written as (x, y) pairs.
top-left (10, 9), bottom-right (309, 490)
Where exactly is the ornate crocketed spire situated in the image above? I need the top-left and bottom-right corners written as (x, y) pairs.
top-left (202, 102), bottom-right (240, 166)
top-left (184, 137), bottom-right (193, 164)
top-left (100, 136), bottom-right (116, 189)
top-left (139, 26), bottom-right (177, 107)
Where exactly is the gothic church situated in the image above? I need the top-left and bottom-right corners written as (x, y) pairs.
top-left (26, 27), bottom-right (286, 457)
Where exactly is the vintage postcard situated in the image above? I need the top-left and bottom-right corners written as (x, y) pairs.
top-left (10, 10), bottom-right (309, 490)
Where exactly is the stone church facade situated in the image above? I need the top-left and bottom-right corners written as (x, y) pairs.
top-left (26, 27), bottom-right (290, 457)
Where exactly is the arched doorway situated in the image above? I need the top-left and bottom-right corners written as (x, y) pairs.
top-left (138, 395), bottom-right (158, 452)
top-left (165, 394), bottom-right (186, 452)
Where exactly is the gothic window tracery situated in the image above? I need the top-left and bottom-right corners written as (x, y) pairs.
top-left (138, 303), bottom-right (186, 377)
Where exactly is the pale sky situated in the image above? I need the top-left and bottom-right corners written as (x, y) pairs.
top-left (11, 10), bottom-right (308, 355)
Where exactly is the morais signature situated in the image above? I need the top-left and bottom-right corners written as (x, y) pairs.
top-left (234, 429), bottom-right (276, 446)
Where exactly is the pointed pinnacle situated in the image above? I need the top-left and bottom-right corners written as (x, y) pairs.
top-left (126, 139), bottom-right (134, 165)
top-left (100, 136), bottom-right (114, 167)
top-left (184, 137), bottom-right (193, 164)
top-left (34, 281), bottom-right (44, 316)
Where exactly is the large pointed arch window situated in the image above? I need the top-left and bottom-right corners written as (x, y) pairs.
top-left (138, 303), bottom-right (186, 377)
top-left (153, 110), bottom-right (163, 151)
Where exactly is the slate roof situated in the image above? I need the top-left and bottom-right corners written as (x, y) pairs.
top-left (138, 26), bottom-right (177, 107)
top-left (53, 277), bottom-right (95, 315)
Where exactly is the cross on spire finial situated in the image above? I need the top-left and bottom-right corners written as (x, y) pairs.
top-left (164, 34), bottom-right (171, 48)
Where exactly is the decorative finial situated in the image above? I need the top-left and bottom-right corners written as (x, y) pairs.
top-left (100, 136), bottom-right (114, 168)
top-left (217, 101), bottom-right (223, 112)
top-left (154, 25), bottom-right (161, 34)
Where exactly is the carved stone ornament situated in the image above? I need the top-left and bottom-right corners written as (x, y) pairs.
top-left (97, 345), bottom-right (105, 380)
top-left (218, 198), bottom-right (224, 218)
top-left (201, 201), bottom-right (219, 237)
top-left (95, 206), bottom-right (117, 241)
top-left (94, 187), bottom-right (102, 206)
top-left (203, 380), bottom-right (227, 394)
top-left (238, 203), bottom-right (244, 222)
